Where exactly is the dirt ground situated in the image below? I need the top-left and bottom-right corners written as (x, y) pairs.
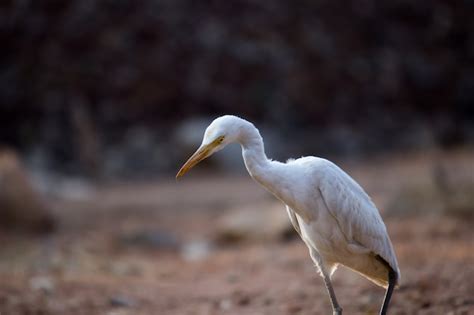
top-left (0, 150), bottom-right (473, 315)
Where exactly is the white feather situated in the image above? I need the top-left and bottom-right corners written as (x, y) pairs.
top-left (180, 115), bottom-right (401, 304)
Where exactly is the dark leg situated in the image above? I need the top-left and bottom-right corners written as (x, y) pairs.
top-left (310, 248), bottom-right (342, 315)
top-left (322, 268), bottom-right (343, 315)
top-left (379, 266), bottom-right (397, 315)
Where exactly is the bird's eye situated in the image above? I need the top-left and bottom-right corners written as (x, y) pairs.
top-left (214, 136), bottom-right (225, 144)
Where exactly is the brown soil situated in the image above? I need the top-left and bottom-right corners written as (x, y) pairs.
top-left (0, 150), bottom-right (473, 315)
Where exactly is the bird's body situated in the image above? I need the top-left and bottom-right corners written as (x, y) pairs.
top-left (177, 115), bottom-right (400, 314)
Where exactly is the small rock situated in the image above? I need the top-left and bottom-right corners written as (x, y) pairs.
top-left (29, 276), bottom-right (54, 294)
top-left (120, 230), bottom-right (180, 251)
top-left (219, 298), bottom-right (233, 311)
top-left (109, 295), bottom-right (136, 308)
top-left (109, 262), bottom-right (143, 277)
top-left (263, 296), bottom-right (274, 306)
top-left (236, 294), bottom-right (251, 306)
top-left (286, 302), bottom-right (303, 313)
top-left (215, 202), bottom-right (294, 244)
top-left (0, 148), bottom-right (56, 233)
top-left (180, 239), bottom-right (213, 262)
top-left (225, 273), bottom-right (240, 284)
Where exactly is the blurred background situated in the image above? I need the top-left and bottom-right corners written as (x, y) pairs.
top-left (0, 1), bottom-right (473, 314)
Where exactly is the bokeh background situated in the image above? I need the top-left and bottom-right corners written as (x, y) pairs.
top-left (1, 1), bottom-right (473, 314)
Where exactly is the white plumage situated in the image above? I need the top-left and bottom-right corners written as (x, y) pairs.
top-left (177, 115), bottom-right (400, 315)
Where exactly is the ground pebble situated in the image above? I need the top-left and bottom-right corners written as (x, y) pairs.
top-left (29, 276), bottom-right (54, 294)
top-left (109, 295), bottom-right (136, 308)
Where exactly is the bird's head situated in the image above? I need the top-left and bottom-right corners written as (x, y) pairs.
top-left (176, 115), bottom-right (242, 179)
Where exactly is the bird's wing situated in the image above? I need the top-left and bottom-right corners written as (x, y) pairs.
top-left (286, 206), bottom-right (302, 237)
top-left (316, 162), bottom-right (399, 274)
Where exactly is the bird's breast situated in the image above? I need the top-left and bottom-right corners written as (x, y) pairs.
top-left (250, 164), bottom-right (317, 222)
top-left (297, 208), bottom-right (348, 258)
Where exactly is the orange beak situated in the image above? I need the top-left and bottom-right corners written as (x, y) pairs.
top-left (176, 139), bottom-right (221, 179)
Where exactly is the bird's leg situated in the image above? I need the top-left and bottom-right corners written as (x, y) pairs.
top-left (310, 248), bottom-right (342, 315)
top-left (379, 267), bottom-right (397, 315)
top-left (322, 268), bottom-right (343, 315)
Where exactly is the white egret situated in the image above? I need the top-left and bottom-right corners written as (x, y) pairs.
top-left (176, 115), bottom-right (400, 315)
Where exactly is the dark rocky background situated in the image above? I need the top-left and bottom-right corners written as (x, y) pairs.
top-left (1, 3), bottom-right (473, 314)
top-left (1, 0), bottom-right (473, 177)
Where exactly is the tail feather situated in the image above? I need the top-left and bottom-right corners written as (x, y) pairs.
top-left (341, 254), bottom-right (399, 289)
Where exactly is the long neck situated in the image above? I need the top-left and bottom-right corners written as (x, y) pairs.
top-left (238, 123), bottom-right (273, 186)
top-left (237, 120), bottom-right (292, 205)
